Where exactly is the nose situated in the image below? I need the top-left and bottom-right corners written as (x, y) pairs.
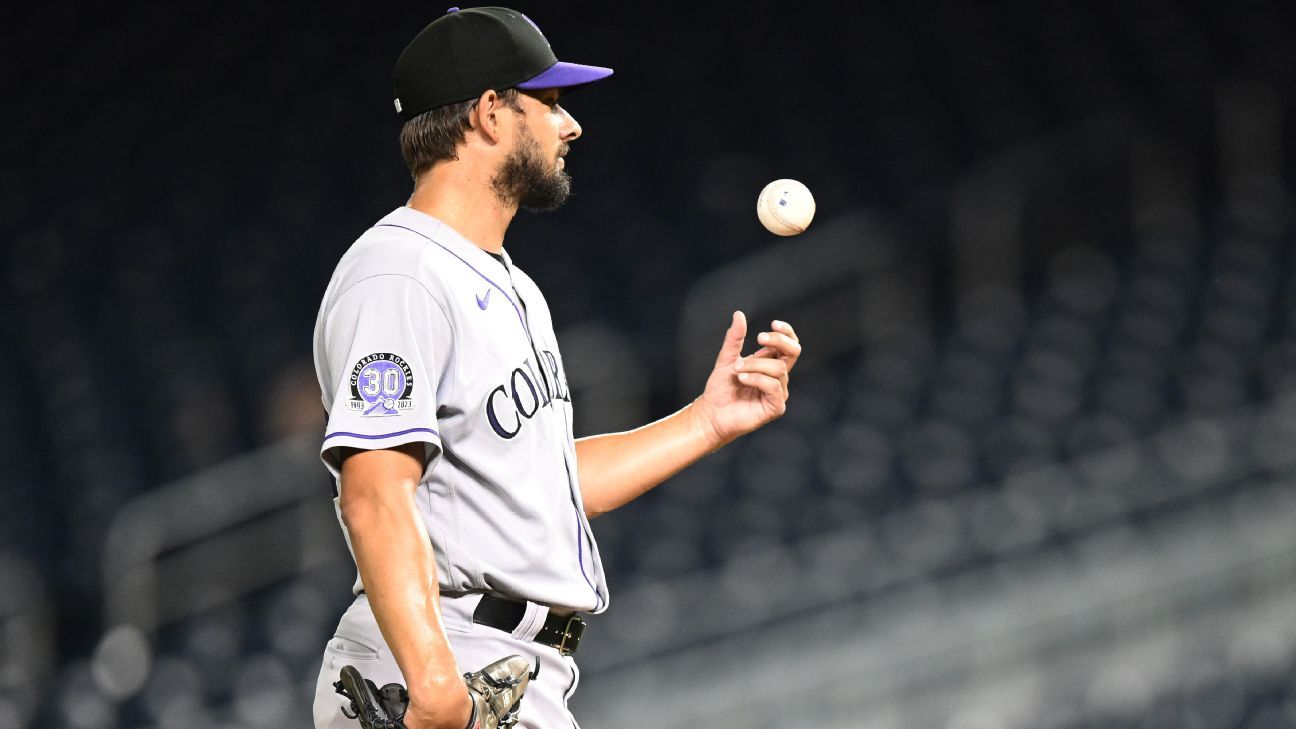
top-left (559, 106), bottom-right (582, 142)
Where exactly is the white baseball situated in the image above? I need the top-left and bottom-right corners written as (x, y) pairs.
top-left (756, 179), bottom-right (815, 236)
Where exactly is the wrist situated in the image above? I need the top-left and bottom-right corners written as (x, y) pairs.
top-left (687, 397), bottom-right (730, 452)
top-left (407, 679), bottom-right (474, 729)
top-left (407, 673), bottom-right (469, 712)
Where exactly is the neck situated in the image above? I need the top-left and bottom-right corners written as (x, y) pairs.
top-left (406, 160), bottom-right (517, 254)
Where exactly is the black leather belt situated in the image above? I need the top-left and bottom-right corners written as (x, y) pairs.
top-left (472, 595), bottom-right (586, 656)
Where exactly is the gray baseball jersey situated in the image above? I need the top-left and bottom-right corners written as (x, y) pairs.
top-left (313, 206), bottom-right (608, 613)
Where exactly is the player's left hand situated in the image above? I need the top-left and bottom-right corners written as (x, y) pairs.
top-left (692, 311), bottom-right (800, 447)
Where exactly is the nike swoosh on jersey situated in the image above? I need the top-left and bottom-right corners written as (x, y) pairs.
top-left (476, 289), bottom-right (492, 310)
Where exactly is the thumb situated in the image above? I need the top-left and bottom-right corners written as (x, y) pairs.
top-left (713, 311), bottom-right (747, 367)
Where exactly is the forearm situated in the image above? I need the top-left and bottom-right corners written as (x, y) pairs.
top-left (343, 493), bottom-right (468, 727)
top-left (575, 399), bottom-right (726, 517)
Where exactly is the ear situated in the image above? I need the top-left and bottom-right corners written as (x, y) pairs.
top-left (469, 89), bottom-right (510, 145)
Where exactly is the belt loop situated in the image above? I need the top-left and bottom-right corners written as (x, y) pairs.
top-left (440, 593), bottom-right (485, 634)
top-left (511, 601), bottom-right (549, 642)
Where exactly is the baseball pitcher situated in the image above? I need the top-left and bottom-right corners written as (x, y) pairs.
top-left (311, 7), bottom-right (802, 729)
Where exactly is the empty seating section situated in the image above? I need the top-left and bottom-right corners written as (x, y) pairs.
top-left (3, 1), bottom-right (1295, 727)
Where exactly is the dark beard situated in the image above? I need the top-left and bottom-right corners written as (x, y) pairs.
top-left (491, 128), bottom-right (572, 213)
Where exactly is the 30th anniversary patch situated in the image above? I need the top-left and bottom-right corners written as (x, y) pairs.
top-left (348, 353), bottom-right (414, 416)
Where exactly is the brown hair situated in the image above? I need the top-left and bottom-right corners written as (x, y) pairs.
top-left (398, 89), bottom-right (524, 180)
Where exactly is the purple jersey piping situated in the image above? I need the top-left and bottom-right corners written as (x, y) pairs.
top-left (576, 518), bottom-right (603, 610)
top-left (374, 223), bottom-right (531, 340)
top-left (323, 427), bottom-right (440, 442)
top-left (377, 221), bottom-right (601, 609)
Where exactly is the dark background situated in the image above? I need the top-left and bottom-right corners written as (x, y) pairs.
top-left (4, 1), bottom-right (1296, 728)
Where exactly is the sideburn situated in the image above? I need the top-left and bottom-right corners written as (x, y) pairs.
top-left (490, 126), bottom-right (572, 213)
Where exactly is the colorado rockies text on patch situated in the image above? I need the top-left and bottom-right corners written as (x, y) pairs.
top-left (348, 352), bottom-right (415, 416)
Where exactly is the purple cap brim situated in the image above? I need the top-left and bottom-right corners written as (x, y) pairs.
top-left (516, 61), bottom-right (614, 91)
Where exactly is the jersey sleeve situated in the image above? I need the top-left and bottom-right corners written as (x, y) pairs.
top-left (318, 274), bottom-right (454, 479)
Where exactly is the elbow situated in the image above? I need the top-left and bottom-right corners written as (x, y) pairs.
top-left (339, 487), bottom-right (384, 531)
top-left (583, 499), bottom-right (611, 519)
top-left (339, 479), bottom-right (420, 533)
top-left (338, 490), bottom-right (365, 530)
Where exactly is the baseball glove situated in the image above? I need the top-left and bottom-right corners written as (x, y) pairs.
top-left (335, 655), bottom-right (535, 729)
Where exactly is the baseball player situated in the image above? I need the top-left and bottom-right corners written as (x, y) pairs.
top-left (310, 7), bottom-right (802, 729)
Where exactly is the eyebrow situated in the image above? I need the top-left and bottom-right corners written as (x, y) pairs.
top-left (524, 89), bottom-right (561, 105)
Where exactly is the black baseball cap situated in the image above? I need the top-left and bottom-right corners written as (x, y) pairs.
top-left (393, 6), bottom-right (614, 120)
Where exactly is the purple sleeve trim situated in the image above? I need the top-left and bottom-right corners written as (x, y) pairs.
top-left (322, 427), bottom-right (441, 442)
